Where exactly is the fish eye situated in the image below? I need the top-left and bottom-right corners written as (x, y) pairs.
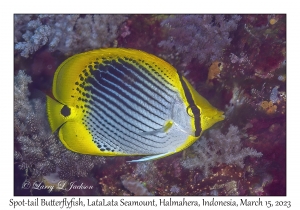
top-left (61, 105), bottom-right (71, 117)
top-left (186, 106), bottom-right (194, 117)
top-left (186, 105), bottom-right (200, 118)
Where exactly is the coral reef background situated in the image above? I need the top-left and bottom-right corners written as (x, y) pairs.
top-left (14, 14), bottom-right (286, 196)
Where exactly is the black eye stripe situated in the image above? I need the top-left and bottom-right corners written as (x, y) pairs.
top-left (186, 105), bottom-right (200, 118)
top-left (178, 74), bottom-right (201, 137)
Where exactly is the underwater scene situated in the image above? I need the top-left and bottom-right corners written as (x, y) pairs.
top-left (14, 14), bottom-right (286, 196)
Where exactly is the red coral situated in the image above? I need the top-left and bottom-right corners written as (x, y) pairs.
top-left (31, 49), bottom-right (57, 77)
top-left (117, 15), bottom-right (164, 55)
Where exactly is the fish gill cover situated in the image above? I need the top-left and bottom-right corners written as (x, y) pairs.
top-left (14, 14), bottom-right (286, 196)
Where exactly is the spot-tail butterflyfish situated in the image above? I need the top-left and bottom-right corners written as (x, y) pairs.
top-left (46, 48), bottom-right (225, 162)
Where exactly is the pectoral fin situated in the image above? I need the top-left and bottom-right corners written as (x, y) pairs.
top-left (139, 120), bottom-right (173, 136)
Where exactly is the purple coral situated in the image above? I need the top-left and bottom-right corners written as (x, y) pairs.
top-left (170, 185), bottom-right (180, 194)
top-left (181, 125), bottom-right (262, 177)
top-left (159, 15), bottom-right (241, 64)
top-left (270, 86), bottom-right (280, 103)
top-left (121, 175), bottom-right (153, 195)
top-left (133, 161), bottom-right (161, 190)
top-left (14, 14), bottom-right (127, 57)
top-left (15, 24), bottom-right (52, 58)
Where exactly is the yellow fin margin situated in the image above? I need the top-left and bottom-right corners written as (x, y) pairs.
top-left (57, 118), bottom-right (126, 156)
top-left (46, 96), bottom-right (67, 132)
